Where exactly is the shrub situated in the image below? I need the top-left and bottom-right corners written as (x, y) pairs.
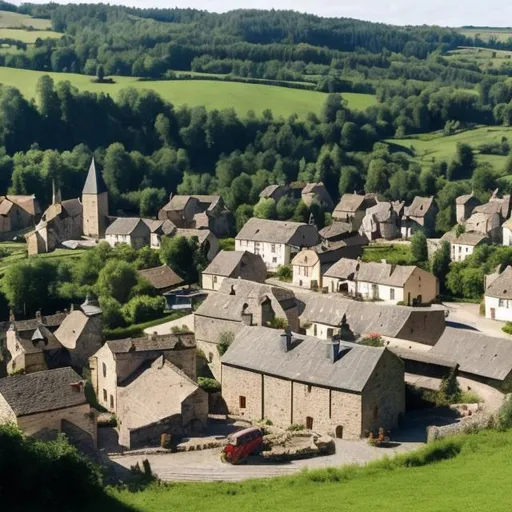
top-left (495, 394), bottom-right (512, 431)
top-left (503, 322), bottom-right (512, 335)
top-left (359, 333), bottom-right (384, 347)
top-left (276, 264), bottom-right (292, 281)
top-left (268, 317), bottom-right (288, 329)
top-left (198, 377), bottom-right (221, 393)
top-left (121, 295), bottom-right (165, 324)
top-left (287, 424), bottom-right (305, 431)
top-left (217, 331), bottom-right (235, 356)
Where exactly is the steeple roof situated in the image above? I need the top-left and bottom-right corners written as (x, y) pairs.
top-left (82, 158), bottom-right (108, 195)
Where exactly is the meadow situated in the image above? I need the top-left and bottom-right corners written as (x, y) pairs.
top-left (389, 126), bottom-right (512, 170)
top-left (0, 27), bottom-right (62, 42)
top-left (457, 27), bottom-right (512, 43)
top-left (0, 67), bottom-right (378, 118)
top-left (104, 429), bottom-right (512, 512)
top-left (0, 10), bottom-right (52, 29)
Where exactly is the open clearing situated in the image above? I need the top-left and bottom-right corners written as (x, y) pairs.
top-left (457, 27), bottom-right (512, 43)
top-left (0, 67), bottom-right (378, 118)
top-left (389, 126), bottom-right (512, 170)
top-left (0, 10), bottom-right (52, 29)
top-left (0, 28), bottom-right (62, 42)
top-left (104, 429), bottom-right (512, 512)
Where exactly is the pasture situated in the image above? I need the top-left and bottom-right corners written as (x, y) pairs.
top-left (389, 126), bottom-right (512, 171)
top-left (458, 27), bottom-right (512, 43)
top-left (0, 28), bottom-right (62, 42)
top-left (0, 10), bottom-right (52, 29)
top-left (0, 67), bottom-right (378, 118)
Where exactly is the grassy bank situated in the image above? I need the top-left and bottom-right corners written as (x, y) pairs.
top-left (0, 67), bottom-right (377, 118)
top-left (104, 429), bottom-right (512, 511)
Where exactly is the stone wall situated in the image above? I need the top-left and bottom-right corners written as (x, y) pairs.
top-left (222, 365), bottom-right (262, 420)
top-left (0, 393), bottom-right (16, 423)
top-left (123, 414), bottom-right (182, 450)
top-left (70, 315), bottom-right (103, 369)
top-left (263, 374), bottom-right (292, 424)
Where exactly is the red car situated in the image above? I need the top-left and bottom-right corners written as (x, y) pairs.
top-left (221, 427), bottom-right (264, 464)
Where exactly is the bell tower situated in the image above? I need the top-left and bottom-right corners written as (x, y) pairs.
top-left (82, 158), bottom-right (109, 239)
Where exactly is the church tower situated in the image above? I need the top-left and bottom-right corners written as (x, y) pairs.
top-left (82, 157), bottom-right (109, 239)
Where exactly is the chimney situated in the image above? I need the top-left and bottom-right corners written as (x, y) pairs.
top-left (70, 381), bottom-right (84, 393)
top-left (35, 310), bottom-right (42, 322)
top-left (326, 339), bottom-right (340, 364)
top-left (280, 328), bottom-right (292, 352)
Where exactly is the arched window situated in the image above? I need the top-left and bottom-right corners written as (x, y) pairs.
top-left (102, 362), bottom-right (107, 378)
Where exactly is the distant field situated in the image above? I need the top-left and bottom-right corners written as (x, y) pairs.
top-left (0, 28), bottom-right (62, 42)
top-left (389, 126), bottom-right (512, 171)
top-left (458, 27), bottom-right (512, 43)
top-left (0, 67), bottom-right (378, 118)
top-left (447, 47), bottom-right (512, 69)
top-left (0, 10), bottom-right (52, 29)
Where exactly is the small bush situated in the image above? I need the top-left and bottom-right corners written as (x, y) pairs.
top-left (359, 333), bottom-right (384, 347)
top-left (217, 331), bottom-right (235, 356)
top-left (198, 377), bottom-right (221, 393)
top-left (495, 394), bottom-right (512, 431)
top-left (276, 264), bottom-right (292, 281)
top-left (121, 295), bottom-right (165, 324)
top-left (503, 322), bottom-right (512, 335)
top-left (268, 317), bottom-right (288, 329)
top-left (288, 424), bottom-right (305, 432)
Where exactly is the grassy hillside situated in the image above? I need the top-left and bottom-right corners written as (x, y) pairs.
top-left (0, 67), bottom-right (377, 118)
top-left (0, 10), bottom-right (51, 29)
top-left (106, 429), bottom-right (512, 512)
top-left (389, 126), bottom-right (512, 170)
top-left (457, 27), bottom-right (512, 43)
top-left (0, 27), bottom-right (61, 42)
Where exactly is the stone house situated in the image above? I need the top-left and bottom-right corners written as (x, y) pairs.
top-left (456, 193), bottom-right (480, 224)
top-left (158, 195), bottom-right (200, 226)
top-left (332, 193), bottom-right (377, 231)
top-left (202, 250), bottom-right (267, 291)
top-left (312, 234), bottom-right (369, 265)
top-left (301, 183), bottom-right (334, 210)
top-left (0, 311), bottom-right (66, 344)
top-left (259, 184), bottom-right (290, 202)
top-left (235, 218), bottom-right (318, 271)
top-left (430, 327), bottom-right (512, 391)
top-left (149, 219), bottom-right (177, 249)
top-left (484, 265), bottom-right (512, 321)
top-left (323, 258), bottom-right (438, 305)
top-left (442, 231), bottom-right (489, 262)
top-left (291, 249), bottom-right (321, 289)
top-left (194, 278), bottom-right (299, 378)
top-left (0, 195), bottom-right (40, 234)
top-left (137, 264), bottom-right (184, 295)
top-left (465, 208), bottom-right (502, 243)
top-left (221, 326), bottom-right (405, 438)
top-left (89, 332), bottom-right (196, 413)
top-left (117, 356), bottom-right (207, 449)
top-left (105, 217), bottom-right (152, 249)
top-left (360, 201), bottom-right (403, 241)
top-left (82, 158), bottom-right (109, 239)
top-left (53, 299), bottom-right (103, 370)
top-left (300, 294), bottom-right (446, 346)
top-left (401, 196), bottom-right (437, 238)
top-left (0, 367), bottom-right (96, 446)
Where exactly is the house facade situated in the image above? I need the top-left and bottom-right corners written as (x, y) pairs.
top-left (443, 231), bottom-right (489, 262)
top-left (0, 195), bottom-right (40, 234)
top-left (456, 193), bottom-right (480, 224)
top-left (105, 218), bottom-right (151, 249)
top-left (332, 193), bottom-right (377, 231)
top-left (291, 249), bottom-right (321, 289)
top-left (401, 196), bottom-right (437, 238)
top-left (221, 326), bottom-right (405, 438)
top-left (484, 266), bottom-right (512, 321)
top-left (235, 218), bottom-right (318, 271)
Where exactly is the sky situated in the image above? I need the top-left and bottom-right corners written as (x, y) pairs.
top-left (18, 0), bottom-right (512, 27)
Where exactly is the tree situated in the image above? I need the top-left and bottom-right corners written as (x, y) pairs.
top-left (160, 235), bottom-right (203, 283)
top-left (339, 165), bottom-right (361, 196)
top-left (121, 295), bottom-right (165, 324)
top-left (276, 196), bottom-right (296, 220)
top-left (96, 260), bottom-right (138, 303)
top-left (99, 296), bottom-right (125, 329)
top-left (96, 64), bottom-right (105, 81)
top-left (235, 204), bottom-right (253, 232)
top-left (365, 159), bottom-right (388, 194)
top-left (139, 187), bottom-right (166, 217)
top-left (431, 241), bottom-right (451, 293)
top-left (410, 231), bottom-right (428, 263)
top-left (461, 268), bottom-right (484, 299)
top-left (253, 198), bottom-right (277, 219)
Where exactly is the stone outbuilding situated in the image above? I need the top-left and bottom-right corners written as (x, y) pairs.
top-left (137, 264), bottom-right (185, 295)
top-left (221, 326), bottom-right (405, 438)
top-left (0, 367), bottom-right (96, 446)
top-left (456, 193), bottom-right (480, 224)
top-left (360, 201), bottom-right (403, 241)
top-left (300, 294), bottom-right (445, 346)
top-left (105, 217), bottom-right (152, 249)
top-left (332, 193), bottom-right (377, 231)
top-left (0, 195), bottom-right (40, 235)
top-left (89, 332), bottom-right (196, 413)
top-left (117, 356), bottom-right (207, 450)
top-left (259, 184), bottom-right (290, 202)
top-left (202, 250), bottom-right (267, 291)
top-left (291, 249), bottom-right (321, 289)
top-left (401, 196), bottom-right (437, 238)
top-left (301, 183), bottom-right (334, 210)
top-left (194, 278), bottom-right (299, 378)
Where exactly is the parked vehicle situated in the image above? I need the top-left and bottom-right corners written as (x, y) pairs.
top-left (221, 427), bottom-right (264, 464)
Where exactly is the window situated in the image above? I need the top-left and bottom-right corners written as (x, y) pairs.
top-left (499, 299), bottom-right (505, 307)
top-left (239, 396), bottom-right (246, 409)
top-left (103, 389), bottom-right (107, 402)
top-left (458, 246), bottom-right (462, 253)
top-left (390, 288), bottom-right (395, 300)
top-left (313, 324), bottom-right (318, 336)
top-left (208, 352), bottom-right (213, 363)
top-left (271, 244), bottom-right (276, 253)
top-left (102, 362), bottom-right (107, 378)
top-left (213, 275), bottom-right (217, 284)
top-left (307, 385), bottom-right (312, 394)
top-left (110, 395), bottom-right (114, 409)
top-left (272, 257), bottom-right (277, 263)
top-left (306, 416), bottom-right (314, 430)
top-left (466, 247), bottom-right (469, 253)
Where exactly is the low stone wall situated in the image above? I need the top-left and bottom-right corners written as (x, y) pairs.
top-left (427, 414), bottom-right (491, 443)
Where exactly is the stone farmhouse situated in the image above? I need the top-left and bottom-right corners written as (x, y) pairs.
top-left (484, 265), bottom-right (512, 322)
top-left (430, 327), bottom-right (512, 391)
top-left (401, 196), bottom-right (437, 238)
top-left (442, 231), bottom-right (489, 262)
top-left (194, 278), bottom-right (299, 378)
top-left (322, 258), bottom-right (438, 305)
top-left (456, 193), bottom-right (480, 224)
top-left (301, 182), bottom-right (334, 210)
top-left (221, 326), bottom-right (405, 438)
top-left (117, 356), bottom-right (207, 449)
top-left (202, 250), bottom-right (267, 291)
top-left (235, 218), bottom-right (318, 271)
top-left (332, 193), bottom-right (377, 231)
top-left (291, 249), bottom-right (321, 289)
top-left (360, 201), bottom-right (403, 241)
top-left (0, 367), bottom-right (96, 446)
top-left (89, 331), bottom-right (197, 413)
top-left (137, 264), bottom-right (184, 295)
top-left (105, 217), bottom-right (152, 249)
top-left (300, 294), bottom-right (446, 346)
top-left (0, 195), bottom-right (40, 235)
top-left (149, 219), bottom-right (176, 248)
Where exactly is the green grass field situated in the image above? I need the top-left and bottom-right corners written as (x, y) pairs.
top-left (0, 10), bottom-right (52, 30)
top-left (0, 67), bottom-right (377, 118)
top-left (458, 27), bottom-right (512, 43)
top-left (0, 27), bottom-right (61, 42)
top-left (363, 243), bottom-right (413, 265)
top-left (103, 429), bottom-right (512, 512)
top-left (389, 126), bottom-right (512, 170)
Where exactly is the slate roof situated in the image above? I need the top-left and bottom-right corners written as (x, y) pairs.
top-left (203, 250), bottom-right (246, 277)
top-left (323, 258), bottom-right (359, 279)
top-left (300, 295), bottom-right (419, 338)
top-left (105, 217), bottom-right (150, 236)
top-left (366, 202), bottom-right (396, 222)
top-left (6, 195), bottom-right (40, 216)
top-left (456, 193), bottom-right (475, 205)
top-left (61, 199), bottom-right (83, 218)
top-left (236, 218), bottom-right (318, 246)
top-left (54, 311), bottom-right (90, 349)
top-left (80, 295), bottom-right (102, 317)
top-left (292, 250), bottom-right (319, 267)
top-left (390, 347), bottom-right (457, 368)
top-left (163, 195), bottom-right (195, 211)
top-left (430, 327), bottom-right (512, 381)
top-left (259, 184), bottom-right (286, 198)
top-left (319, 222), bottom-right (352, 240)
top-left (0, 199), bottom-right (14, 216)
top-left (404, 197), bottom-right (435, 218)
top-left (485, 266), bottom-right (512, 299)
top-left (0, 312), bottom-right (67, 333)
top-left (175, 228), bottom-right (212, 245)
top-left (334, 194), bottom-right (366, 213)
top-left (106, 332), bottom-right (195, 354)
top-left (150, 219), bottom-right (177, 235)
top-left (82, 158), bottom-right (108, 195)
top-left (452, 231), bottom-right (489, 246)
top-left (0, 367), bottom-right (86, 416)
top-left (222, 326), bottom-right (389, 393)
top-left (137, 264), bottom-right (184, 290)
top-left (191, 195), bottom-right (221, 211)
